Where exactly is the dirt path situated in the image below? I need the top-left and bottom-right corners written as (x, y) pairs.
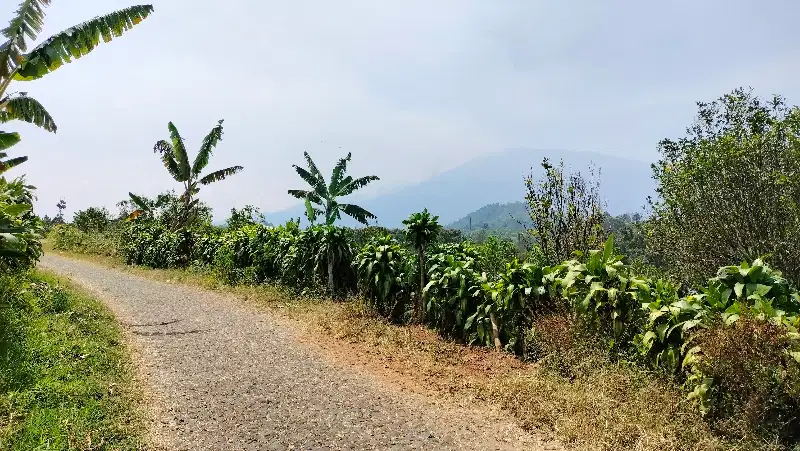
top-left (41, 254), bottom-right (558, 451)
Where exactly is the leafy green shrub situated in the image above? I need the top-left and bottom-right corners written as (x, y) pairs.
top-left (477, 260), bottom-right (561, 355)
top-left (424, 253), bottom-right (482, 340)
top-left (558, 236), bottom-right (650, 352)
top-left (636, 279), bottom-right (702, 374)
top-left (121, 223), bottom-right (195, 268)
top-left (476, 235), bottom-right (519, 279)
top-left (0, 177), bottom-right (42, 272)
top-left (72, 206), bottom-right (111, 233)
top-left (648, 89), bottom-right (800, 286)
top-left (214, 224), bottom-right (264, 284)
top-left (423, 241), bottom-right (484, 340)
top-left (354, 234), bottom-right (414, 319)
top-left (49, 224), bottom-right (122, 257)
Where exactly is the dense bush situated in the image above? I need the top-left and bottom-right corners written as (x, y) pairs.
top-left (649, 89), bottom-right (800, 285)
top-left (72, 206), bottom-right (112, 233)
top-left (694, 317), bottom-right (800, 443)
top-left (50, 223), bottom-right (122, 257)
top-left (354, 234), bottom-right (415, 320)
top-left (0, 177), bottom-right (42, 272)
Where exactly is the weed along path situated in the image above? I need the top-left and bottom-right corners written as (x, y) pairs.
top-left (40, 254), bottom-right (559, 451)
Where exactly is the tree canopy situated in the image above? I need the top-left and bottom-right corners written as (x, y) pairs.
top-left (648, 88), bottom-right (800, 284)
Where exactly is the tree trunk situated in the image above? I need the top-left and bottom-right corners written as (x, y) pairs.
top-left (417, 247), bottom-right (425, 323)
top-left (327, 247), bottom-right (335, 296)
top-left (489, 313), bottom-right (502, 352)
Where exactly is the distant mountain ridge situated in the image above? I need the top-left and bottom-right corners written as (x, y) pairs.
top-left (263, 148), bottom-right (655, 228)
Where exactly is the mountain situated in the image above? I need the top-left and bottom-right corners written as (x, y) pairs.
top-left (448, 201), bottom-right (530, 231)
top-left (263, 148), bottom-right (656, 228)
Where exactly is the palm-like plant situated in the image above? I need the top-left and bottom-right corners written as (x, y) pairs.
top-left (133, 120), bottom-right (242, 229)
top-left (403, 209), bottom-right (443, 322)
top-left (0, 2), bottom-right (153, 162)
top-left (288, 152), bottom-right (379, 226)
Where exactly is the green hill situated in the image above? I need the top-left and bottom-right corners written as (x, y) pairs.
top-left (447, 201), bottom-right (531, 231)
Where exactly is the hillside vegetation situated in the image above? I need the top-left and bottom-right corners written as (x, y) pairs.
top-left (448, 201), bottom-right (530, 231)
top-left (46, 88), bottom-right (800, 451)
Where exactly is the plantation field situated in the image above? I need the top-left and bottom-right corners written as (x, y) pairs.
top-left (44, 239), bottom-right (794, 451)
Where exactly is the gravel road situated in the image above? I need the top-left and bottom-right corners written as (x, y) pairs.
top-left (41, 254), bottom-right (560, 451)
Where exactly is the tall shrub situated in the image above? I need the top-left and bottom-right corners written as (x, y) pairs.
top-left (524, 158), bottom-right (605, 266)
top-left (403, 209), bottom-right (442, 322)
top-left (649, 88), bottom-right (800, 285)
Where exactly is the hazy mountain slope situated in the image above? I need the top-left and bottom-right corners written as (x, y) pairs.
top-left (264, 148), bottom-right (655, 228)
top-left (448, 202), bottom-right (530, 231)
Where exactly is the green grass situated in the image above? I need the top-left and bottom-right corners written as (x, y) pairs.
top-left (0, 270), bottom-right (145, 450)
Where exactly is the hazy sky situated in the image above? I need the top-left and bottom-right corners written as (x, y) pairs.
top-left (9, 0), bottom-right (800, 219)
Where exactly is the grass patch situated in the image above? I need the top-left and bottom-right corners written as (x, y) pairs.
top-left (44, 247), bottom-right (780, 451)
top-left (0, 269), bottom-right (145, 450)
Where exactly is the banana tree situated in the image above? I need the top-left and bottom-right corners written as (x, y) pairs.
top-left (288, 152), bottom-right (379, 226)
top-left (0, 2), bottom-right (153, 166)
top-left (288, 152), bottom-right (378, 294)
top-left (141, 120), bottom-right (242, 229)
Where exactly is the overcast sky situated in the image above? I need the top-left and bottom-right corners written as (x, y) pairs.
top-left (9, 0), bottom-right (800, 219)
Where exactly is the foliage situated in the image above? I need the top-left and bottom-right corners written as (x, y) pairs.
top-left (649, 88), bottom-right (800, 285)
top-left (54, 198), bottom-right (65, 222)
top-left (603, 212), bottom-right (648, 264)
top-left (423, 244), bottom-right (484, 340)
top-left (72, 206), bottom-right (111, 233)
top-left (476, 235), bottom-right (519, 279)
top-left (120, 222), bottom-right (195, 268)
top-left (288, 152), bottom-right (379, 225)
top-left (525, 158), bottom-right (605, 266)
top-left (135, 120), bottom-right (242, 229)
top-left (49, 223), bottom-right (121, 257)
top-left (403, 209), bottom-right (443, 321)
top-left (0, 176), bottom-right (41, 272)
top-left (124, 190), bottom-right (213, 229)
top-left (226, 205), bottom-right (267, 229)
top-left (354, 234), bottom-right (414, 319)
top-left (0, 2), bottom-right (154, 167)
top-left (213, 223), bottom-right (263, 284)
top-left (0, 272), bottom-right (143, 449)
top-left (694, 317), bottom-right (800, 443)
top-left (476, 260), bottom-right (561, 354)
top-left (0, 131), bottom-right (25, 175)
top-left (558, 235), bottom-right (651, 352)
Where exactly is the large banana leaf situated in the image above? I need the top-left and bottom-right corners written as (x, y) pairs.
top-left (0, 93), bottom-right (56, 131)
top-left (166, 122), bottom-right (191, 181)
top-left (0, 155), bottom-right (27, 174)
top-left (198, 166), bottom-right (243, 185)
top-left (0, 131), bottom-right (21, 150)
top-left (329, 152), bottom-right (352, 192)
top-left (287, 189), bottom-right (323, 205)
top-left (339, 203), bottom-right (377, 225)
top-left (14, 5), bottom-right (154, 81)
top-left (153, 139), bottom-right (182, 181)
top-left (0, 0), bottom-right (49, 79)
top-left (337, 175), bottom-right (379, 196)
top-left (192, 120), bottom-right (224, 176)
top-left (293, 165), bottom-right (328, 199)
